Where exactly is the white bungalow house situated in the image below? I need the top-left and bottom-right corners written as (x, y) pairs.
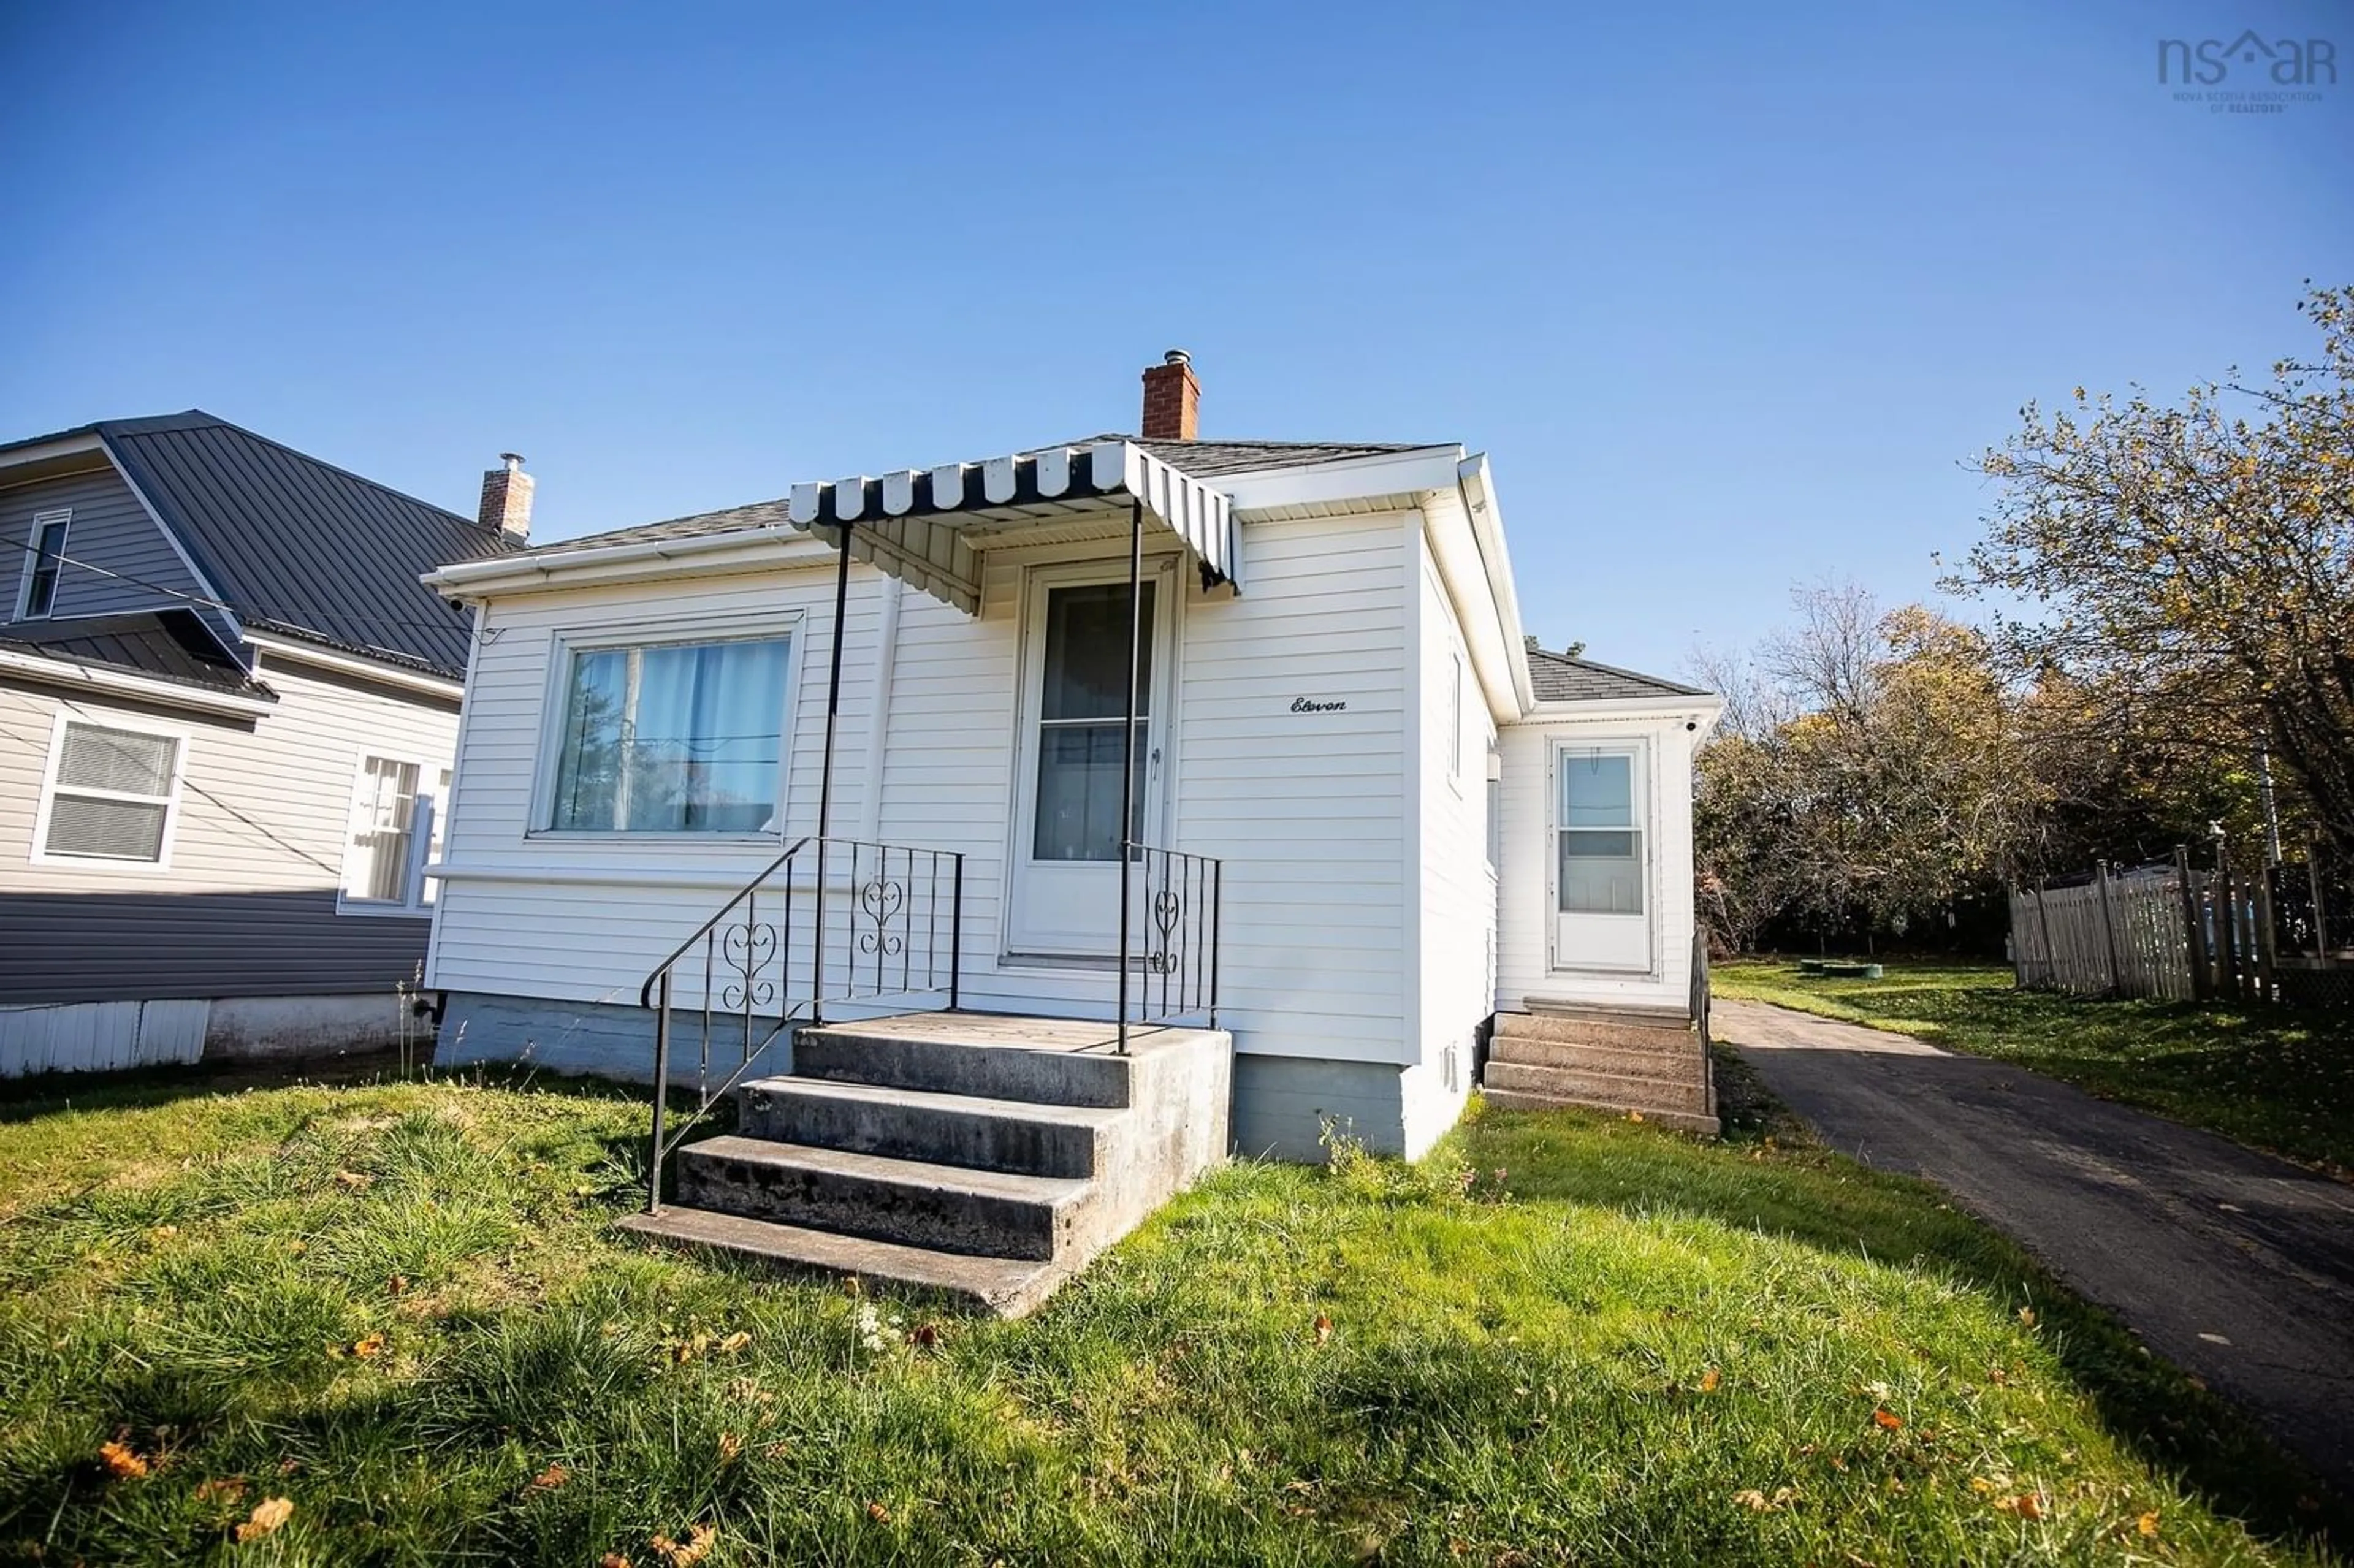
top-left (419, 353), bottom-right (1718, 1305)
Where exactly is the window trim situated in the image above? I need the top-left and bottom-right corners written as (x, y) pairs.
top-left (527, 609), bottom-right (804, 842)
top-left (336, 752), bottom-right (446, 917)
top-left (15, 509), bottom-right (72, 620)
top-left (28, 708), bottom-right (189, 872)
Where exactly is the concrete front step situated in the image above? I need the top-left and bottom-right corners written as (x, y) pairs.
top-left (616, 1207), bottom-right (1072, 1317)
top-left (1487, 1035), bottom-right (1706, 1081)
top-left (793, 1014), bottom-right (1138, 1108)
top-left (1480, 1087), bottom-right (1721, 1136)
top-left (740, 1075), bottom-right (1121, 1179)
top-left (674, 1134), bottom-right (1094, 1261)
top-left (1484, 1059), bottom-right (1711, 1115)
top-left (1495, 1010), bottom-right (1698, 1054)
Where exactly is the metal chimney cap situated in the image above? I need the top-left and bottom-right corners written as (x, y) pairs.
top-left (499, 452), bottom-right (526, 470)
top-left (1162, 348), bottom-right (1191, 367)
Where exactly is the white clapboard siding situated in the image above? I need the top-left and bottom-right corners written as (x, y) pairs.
top-left (429, 509), bottom-right (1422, 1068)
top-left (1407, 541), bottom-right (1495, 1148)
top-left (1, 999), bottom-right (208, 1077)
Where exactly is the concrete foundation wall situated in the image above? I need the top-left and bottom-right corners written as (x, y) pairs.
top-left (204, 994), bottom-right (420, 1059)
top-left (443, 991), bottom-right (1421, 1163)
top-left (1230, 1052), bottom-right (1411, 1161)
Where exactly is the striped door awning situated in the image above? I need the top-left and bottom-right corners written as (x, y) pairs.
top-left (785, 441), bottom-right (1237, 615)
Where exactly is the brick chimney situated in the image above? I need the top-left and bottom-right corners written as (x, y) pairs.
top-left (479, 452), bottom-right (533, 542)
top-left (1140, 349), bottom-right (1200, 441)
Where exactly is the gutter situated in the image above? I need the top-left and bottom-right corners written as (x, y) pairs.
top-left (1457, 454), bottom-right (1537, 717)
top-left (423, 526), bottom-right (835, 598)
top-left (243, 632), bottom-right (464, 700)
top-left (0, 645), bottom-right (277, 719)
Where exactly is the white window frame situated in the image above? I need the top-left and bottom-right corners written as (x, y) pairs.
top-left (28, 708), bottom-right (189, 872)
top-left (527, 608), bottom-right (804, 842)
top-left (15, 508), bottom-right (72, 620)
top-left (337, 753), bottom-right (444, 916)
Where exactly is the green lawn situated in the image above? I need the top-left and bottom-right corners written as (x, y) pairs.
top-left (1709, 959), bottom-right (2354, 1175)
top-left (0, 1063), bottom-right (2343, 1566)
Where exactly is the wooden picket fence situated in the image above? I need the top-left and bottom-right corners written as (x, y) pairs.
top-left (2011, 848), bottom-right (2349, 1008)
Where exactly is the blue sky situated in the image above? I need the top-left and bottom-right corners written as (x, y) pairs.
top-left (2, 1), bottom-right (2345, 677)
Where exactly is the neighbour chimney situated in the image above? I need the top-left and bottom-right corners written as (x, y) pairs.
top-left (479, 452), bottom-right (533, 541)
top-left (1140, 349), bottom-right (1200, 441)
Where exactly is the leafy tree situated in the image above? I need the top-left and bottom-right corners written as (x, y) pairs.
top-left (1949, 283), bottom-right (2354, 855)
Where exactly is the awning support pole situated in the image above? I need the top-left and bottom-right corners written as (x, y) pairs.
top-left (813, 520), bottom-right (853, 1027)
top-left (1117, 499), bottom-right (1144, 1056)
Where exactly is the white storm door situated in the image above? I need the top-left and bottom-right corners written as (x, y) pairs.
top-left (1551, 742), bottom-right (1653, 973)
top-left (1005, 562), bottom-right (1176, 957)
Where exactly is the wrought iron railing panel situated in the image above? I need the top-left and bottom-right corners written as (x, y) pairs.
top-left (636, 835), bottom-right (963, 1213)
top-left (1123, 841), bottom-right (1222, 1035)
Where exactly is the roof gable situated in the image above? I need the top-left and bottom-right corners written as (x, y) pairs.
top-left (84, 413), bottom-right (519, 679)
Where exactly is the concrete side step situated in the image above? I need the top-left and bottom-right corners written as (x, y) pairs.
top-left (1495, 1010), bottom-right (1697, 1053)
top-left (795, 1021), bottom-right (1132, 1109)
top-left (1481, 1087), bottom-right (1720, 1136)
top-left (739, 1076), bottom-right (1122, 1179)
top-left (1484, 1060), bottom-right (1711, 1115)
top-left (1486, 1035), bottom-right (1706, 1081)
top-left (616, 1208), bottom-right (1072, 1318)
top-left (676, 1135), bottom-right (1094, 1262)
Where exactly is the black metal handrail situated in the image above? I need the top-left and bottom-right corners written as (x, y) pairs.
top-left (638, 834), bottom-right (962, 1213)
top-left (1119, 840), bottom-right (1221, 1047)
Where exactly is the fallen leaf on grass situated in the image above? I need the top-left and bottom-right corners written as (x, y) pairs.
top-left (236, 1497), bottom-right (294, 1542)
top-left (1872, 1408), bottom-right (1903, 1431)
top-left (866, 1501), bottom-right (892, 1523)
top-left (908, 1322), bottom-right (940, 1350)
top-left (600, 1556), bottom-right (629, 1568)
top-left (97, 1439), bottom-right (149, 1480)
top-left (717, 1330), bottom-right (751, 1353)
top-left (528, 1463), bottom-right (568, 1491)
top-left (2138, 1511), bottom-right (2161, 1537)
top-left (333, 1170), bottom-right (373, 1191)
top-left (1626, 1111), bottom-right (1646, 1123)
top-left (387, 1275), bottom-right (409, 1296)
top-left (1992, 1491), bottom-right (2045, 1520)
top-left (194, 1477), bottom-right (248, 1505)
top-left (652, 1523), bottom-right (716, 1565)
top-left (1312, 1314), bottom-right (1333, 1345)
top-left (351, 1333), bottom-right (386, 1359)
top-left (1699, 1367), bottom-right (1721, 1393)
top-left (717, 1433), bottom-right (742, 1465)
top-left (2017, 1307), bottom-right (2036, 1327)
top-left (150, 1225), bottom-right (178, 1241)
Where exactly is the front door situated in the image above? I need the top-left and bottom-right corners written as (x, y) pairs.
top-left (1551, 740), bottom-right (1654, 973)
top-left (1005, 561), bottom-right (1177, 958)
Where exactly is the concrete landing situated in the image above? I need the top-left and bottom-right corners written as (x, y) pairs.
top-left (622, 1010), bottom-right (1232, 1316)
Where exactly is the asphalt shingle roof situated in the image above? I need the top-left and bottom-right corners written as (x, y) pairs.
top-left (532, 438), bottom-right (1442, 557)
top-left (0, 608), bottom-right (273, 699)
top-left (1526, 642), bottom-right (1710, 703)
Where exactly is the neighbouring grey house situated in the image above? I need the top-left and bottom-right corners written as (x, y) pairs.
top-left (0, 413), bottom-right (527, 1075)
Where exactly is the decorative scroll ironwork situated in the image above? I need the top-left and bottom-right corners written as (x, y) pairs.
top-left (635, 835), bottom-right (964, 1216)
top-left (1124, 842), bottom-right (1221, 1032)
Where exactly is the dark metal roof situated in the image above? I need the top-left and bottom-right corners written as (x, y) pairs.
top-left (0, 413), bottom-right (522, 679)
top-left (0, 609), bottom-right (274, 699)
top-left (1526, 642), bottom-right (1710, 702)
top-left (531, 436), bottom-right (1439, 558)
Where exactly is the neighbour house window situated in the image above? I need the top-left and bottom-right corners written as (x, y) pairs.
top-left (1558, 750), bottom-right (1644, 915)
top-left (424, 767), bottom-right (451, 904)
top-left (343, 756), bottom-right (422, 905)
top-left (549, 635), bottom-right (791, 832)
top-left (17, 509), bottom-right (71, 619)
top-left (38, 720), bottom-right (181, 864)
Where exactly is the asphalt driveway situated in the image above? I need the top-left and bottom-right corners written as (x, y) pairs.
top-left (1716, 997), bottom-right (2354, 1497)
